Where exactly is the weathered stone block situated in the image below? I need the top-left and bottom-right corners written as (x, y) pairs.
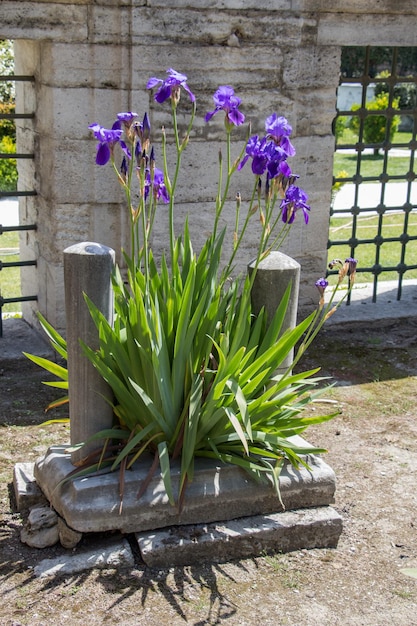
top-left (20, 504), bottom-right (59, 549)
top-left (34, 539), bottom-right (134, 577)
top-left (318, 14), bottom-right (417, 46)
top-left (34, 441), bottom-right (337, 534)
top-left (137, 506), bottom-right (343, 567)
top-left (2, 2), bottom-right (88, 41)
top-left (64, 242), bottom-right (115, 463)
top-left (57, 517), bottom-right (83, 549)
top-left (13, 462), bottom-right (47, 512)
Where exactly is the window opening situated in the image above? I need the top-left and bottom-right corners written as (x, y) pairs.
top-left (0, 39), bottom-right (37, 337)
top-left (329, 46), bottom-right (417, 302)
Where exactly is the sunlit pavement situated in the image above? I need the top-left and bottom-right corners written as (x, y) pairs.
top-left (0, 197), bottom-right (18, 227)
top-left (333, 181), bottom-right (417, 215)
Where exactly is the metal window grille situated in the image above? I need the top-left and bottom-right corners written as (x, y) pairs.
top-left (329, 46), bottom-right (417, 302)
top-left (0, 74), bottom-right (37, 337)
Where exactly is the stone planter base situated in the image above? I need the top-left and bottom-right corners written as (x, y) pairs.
top-left (33, 439), bottom-right (339, 537)
top-left (13, 439), bottom-right (343, 565)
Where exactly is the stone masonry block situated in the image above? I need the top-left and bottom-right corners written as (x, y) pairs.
top-left (150, 0), bottom-right (294, 9)
top-left (40, 43), bottom-right (131, 89)
top-left (129, 8), bottom-right (315, 47)
top-left (34, 539), bottom-right (134, 578)
top-left (295, 88), bottom-right (340, 137)
top-left (302, 0), bottom-right (416, 15)
top-left (13, 463), bottom-right (47, 512)
top-left (14, 0), bottom-right (89, 3)
top-left (318, 14), bottom-right (417, 46)
top-left (36, 86), bottom-right (144, 138)
top-left (14, 40), bottom-right (40, 76)
top-left (1, 2), bottom-right (88, 41)
top-left (283, 46), bottom-right (341, 91)
top-left (132, 46), bottom-right (286, 93)
top-left (137, 506), bottom-right (343, 567)
top-left (38, 137), bottom-right (119, 203)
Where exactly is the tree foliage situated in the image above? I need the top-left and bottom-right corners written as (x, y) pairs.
top-left (0, 40), bottom-right (17, 191)
top-left (374, 70), bottom-right (417, 111)
top-left (341, 46), bottom-right (417, 79)
top-left (0, 39), bottom-right (15, 102)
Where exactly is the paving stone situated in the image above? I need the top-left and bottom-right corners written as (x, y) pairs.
top-left (33, 539), bottom-right (134, 578)
top-left (136, 506), bottom-right (343, 568)
top-left (13, 462), bottom-right (47, 512)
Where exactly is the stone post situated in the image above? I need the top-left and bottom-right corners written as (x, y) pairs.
top-left (64, 242), bottom-right (115, 465)
top-left (248, 251), bottom-right (301, 373)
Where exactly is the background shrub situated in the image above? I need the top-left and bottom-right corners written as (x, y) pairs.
top-left (0, 135), bottom-right (18, 192)
top-left (349, 93), bottom-right (400, 152)
top-left (0, 102), bottom-right (16, 142)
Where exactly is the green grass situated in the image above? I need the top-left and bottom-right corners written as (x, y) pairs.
top-left (328, 212), bottom-right (417, 283)
top-left (334, 129), bottom-right (414, 179)
top-left (333, 152), bottom-right (413, 180)
top-left (336, 126), bottom-right (413, 148)
top-left (0, 230), bottom-right (21, 314)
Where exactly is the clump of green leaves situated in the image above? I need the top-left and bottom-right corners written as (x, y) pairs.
top-left (82, 230), bottom-right (336, 505)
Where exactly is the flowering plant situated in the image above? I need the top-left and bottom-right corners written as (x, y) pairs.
top-left (44, 69), bottom-right (356, 507)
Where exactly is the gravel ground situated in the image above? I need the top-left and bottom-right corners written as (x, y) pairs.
top-left (1, 317), bottom-right (417, 625)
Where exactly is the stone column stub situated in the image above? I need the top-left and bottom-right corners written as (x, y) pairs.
top-left (248, 251), bottom-right (301, 372)
top-left (64, 242), bottom-right (115, 465)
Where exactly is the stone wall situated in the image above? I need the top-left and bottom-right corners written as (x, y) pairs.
top-left (2, 1), bottom-right (417, 330)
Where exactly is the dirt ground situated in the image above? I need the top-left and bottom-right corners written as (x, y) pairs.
top-left (1, 316), bottom-right (417, 625)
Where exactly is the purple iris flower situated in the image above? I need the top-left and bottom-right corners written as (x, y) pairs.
top-left (345, 257), bottom-right (358, 275)
top-left (239, 134), bottom-right (296, 186)
top-left (238, 135), bottom-right (269, 175)
top-left (145, 167), bottom-right (169, 203)
top-left (267, 158), bottom-right (293, 180)
top-left (88, 123), bottom-right (127, 166)
top-left (280, 185), bottom-right (310, 224)
top-left (205, 86), bottom-right (245, 127)
top-left (265, 113), bottom-right (296, 157)
top-left (264, 143), bottom-right (287, 178)
top-left (265, 113), bottom-right (292, 139)
top-left (116, 111), bottom-right (138, 128)
top-left (146, 68), bottom-right (195, 104)
top-left (315, 277), bottom-right (328, 296)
